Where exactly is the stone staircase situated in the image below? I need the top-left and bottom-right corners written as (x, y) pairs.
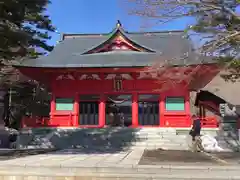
top-left (16, 127), bottom-right (221, 151)
top-left (130, 128), bottom-right (190, 150)
top-left (216, 122), bottom-right (240, 152)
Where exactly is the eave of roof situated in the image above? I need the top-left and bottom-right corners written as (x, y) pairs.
top-left (14, 51), bottom-right (216, 68)
top-left (202, 72), bottom-right (240, 105)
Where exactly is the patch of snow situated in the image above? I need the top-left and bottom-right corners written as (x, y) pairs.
top-left (201, 135), bottom-right (224, 152)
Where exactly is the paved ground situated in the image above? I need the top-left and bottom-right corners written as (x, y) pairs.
top-left (139, 149), bottom-right (240, 165)
top-left (0, 148), bottom-right (57, 160)
top-left (1, 148), bottom-right (240, 166)
top-left (0, 148), bottom-right (145, 167)
top-left (1, 148), bottom-right (240, 179)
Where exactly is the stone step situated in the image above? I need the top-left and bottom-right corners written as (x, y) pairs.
top-left (23, 145), bottom-right (190, 151)
top-left (216, 137), bottom-right (239, 142)
top-left (31, 132), bottom-right (187, 139)
top-left (22, 136), bottom-right (189, 146)
top-left (68, 134), bottom-right (188, 139)
top-left (132, 145), bottom-right (189, 150)
top-left (20, 128), bottom-right (218, 137)
top-left (217, 140), bottom-right (240, 150)
top-left (135, 134), bottom-right (187, 137)
top-left (112, 137), bottom-right (188, 141)
top-left (23, 138), bottom-right (189, 146)
top-left (132, 141), bottom-right (188, 146)
top-left (24, 143), bottom-right (190, 150)
top-left (137, 128), bottom-right (177, 131)
top-left (135, 140), bottom-right (188, 144)
top-left (135, 132), bottom-right (178, 136)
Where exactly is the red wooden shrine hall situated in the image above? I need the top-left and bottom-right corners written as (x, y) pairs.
top-left (16, 21), bottom-right (220, 128)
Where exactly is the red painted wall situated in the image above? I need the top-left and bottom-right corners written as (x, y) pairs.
top-left (18, 65), bottom-right (220, 128)
top-left (47, 79), bottom-right (192, 128)
top-left (160, 89), bottom-right (191, 127)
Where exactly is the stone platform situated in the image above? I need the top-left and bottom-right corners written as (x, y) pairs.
top-left (17, 127), bottom-right (221, 151)
top-left (1, 149), bottom-right (240, 179)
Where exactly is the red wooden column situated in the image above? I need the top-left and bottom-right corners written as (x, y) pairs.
top-left (99, 94), bottom-right (106, 127)
top-left (185, 92), bottom-right (191, 127)
top-left (73, 94), bottom-right (79, 126)
top-left (49, 94), bottom-right (55, 126)
top-left (132, 93), bottom-right (138, 127)
top-left (159, 94), bottom-right (165, 127)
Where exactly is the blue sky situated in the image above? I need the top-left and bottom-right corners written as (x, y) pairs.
top-left (46, 1), bottom-right (240, 47)
top-left (46, 0), bottom-right (195, 45)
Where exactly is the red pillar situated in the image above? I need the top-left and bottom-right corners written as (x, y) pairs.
top-left (185, 92), bottom-right (191, 127)
top-left (132, 93), bottom-right (138, 127)
top-left (73, 94), bottom-right (79, 126)
top-left (237, 119), bottom-right (240, 141)
top-left (99, 94), bottom-right (105, 127)
top-left (49, 94), bottom-right (55, 126)
top-left (159, 94), bottom-right (165, 127)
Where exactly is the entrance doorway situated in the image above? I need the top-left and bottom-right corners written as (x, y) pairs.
top-left (138, 94), bottom-right (160, 126)
top-left (79, 95), bottom-right (99, 125)
top-left (105, 95), bottom-right (132, 127)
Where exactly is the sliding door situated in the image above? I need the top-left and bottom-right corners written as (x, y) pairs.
top-left (79, 95), bottom-right (100, 125)
top-left (138, 94), bottom-right (160, 126)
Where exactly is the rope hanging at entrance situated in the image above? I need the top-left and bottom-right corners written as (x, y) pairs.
top-left (107, 96), bottom-right (131, 104)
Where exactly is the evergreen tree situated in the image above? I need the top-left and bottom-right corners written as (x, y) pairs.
top-left (0, 0), bottom-right (55, 128)
top-left (0, 0), bottom-right (55, 60)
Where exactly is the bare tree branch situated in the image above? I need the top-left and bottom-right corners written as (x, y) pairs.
top-left (124, 0), bottom-right (240, 82)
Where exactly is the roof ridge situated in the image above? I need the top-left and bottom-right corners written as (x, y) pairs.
top-left (62, 30), bottom-right (184, 39)
top-left (126, 30), bottom-right (184, 34)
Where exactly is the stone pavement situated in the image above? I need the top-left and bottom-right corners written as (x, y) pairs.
top-left (1, 148), bottom-right (145, 167)
top-left (1, 149), bottom-right (240, 179)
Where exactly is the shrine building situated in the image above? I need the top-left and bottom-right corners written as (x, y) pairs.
top-left (15, 21), bottom-right (220, 128)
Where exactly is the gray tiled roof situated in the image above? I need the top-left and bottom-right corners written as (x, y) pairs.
top-left (202, 72), bottom-right (240, 105)
top-left (15, 28), bottom-right (215, 68)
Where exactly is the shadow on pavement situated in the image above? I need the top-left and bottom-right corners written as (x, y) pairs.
top-left (19, 127), bottom-right (140, 154)
top-left (139, 149), bottom-right (240, 165)
top-left (0, 148), bottom-right (57, 161)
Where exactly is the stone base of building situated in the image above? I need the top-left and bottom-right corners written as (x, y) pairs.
top-left (17, 127), bottom-right (220, 151)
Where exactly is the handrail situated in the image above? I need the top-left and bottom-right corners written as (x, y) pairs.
top-left (21, 114), bottom-right (76, 128)
top-left (192, 116), bottom-right (219, 128)
top-left (201, 116), bottom-right (219, 127)
top-left (21, 116), bottom-right (50, 128)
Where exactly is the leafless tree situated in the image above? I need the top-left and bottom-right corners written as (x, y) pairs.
top-left (123, 0), bottom-right (240, 82)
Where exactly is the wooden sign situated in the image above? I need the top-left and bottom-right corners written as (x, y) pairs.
top-left (114, 79), bottom-right (123, 91)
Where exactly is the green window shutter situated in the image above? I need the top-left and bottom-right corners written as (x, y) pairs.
top-left (56, 98), bottom-right (74, 111)
top-left (165, 97), bottom-right (185, 111)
